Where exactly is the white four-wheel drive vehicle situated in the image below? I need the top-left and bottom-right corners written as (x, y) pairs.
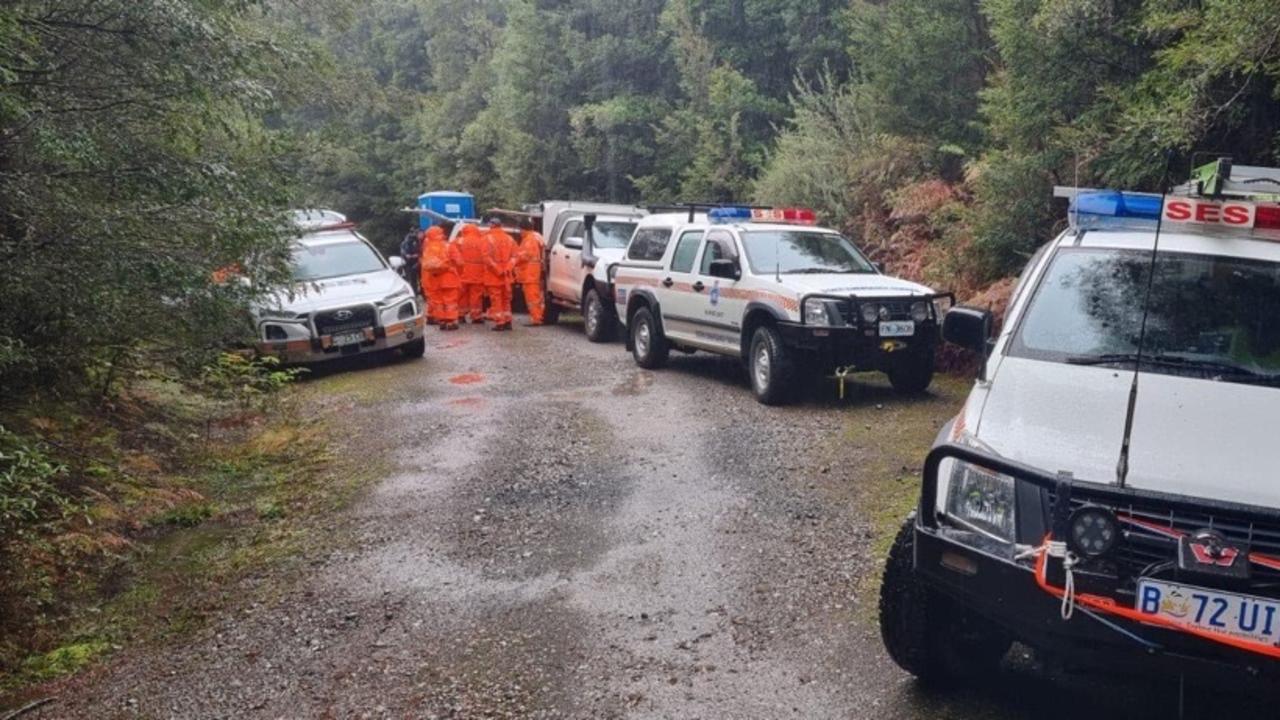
top-left (608, 206), bottom-right (950, 404)
top-left (881, 162), bottom-right (1280, 693)
top-left (253, 210), bottom-right (426, 364)
top-left (536, 200), bottom-right (645, 339)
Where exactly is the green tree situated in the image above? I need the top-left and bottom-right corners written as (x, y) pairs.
top-left (0, 0), bottom-right (319, 393)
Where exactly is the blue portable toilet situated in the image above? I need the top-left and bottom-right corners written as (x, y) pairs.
top-left (417, 191), bottom-right (476, 230)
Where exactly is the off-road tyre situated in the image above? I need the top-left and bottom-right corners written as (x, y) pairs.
top-left (630, 307), bottom-right (669, 369)
top-left (888, 350), bottom-right (935, 395)
top-left (400, 338), bottom-right (426, 359)
top-left (748, 324), bottom-right (795, 405)
top-left (543, 290), bottom-right (560, 325)
top-left (880, 516), bottom-right (1012, 685)
top-left (582, 287), bottom-right (616, 343)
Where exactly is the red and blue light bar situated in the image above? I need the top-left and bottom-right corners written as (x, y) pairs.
top-left (708, 206), bottom-right (817, 225)
top-left (1070, 190), bottom-right (1280, 240)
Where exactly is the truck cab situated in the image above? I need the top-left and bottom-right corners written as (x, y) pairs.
top-left (881, 163), bottom-right (1280, 692)
top-left (538, 201), bottom-right (645, 340)
top-left (609, 206), bottom-right (949, 404)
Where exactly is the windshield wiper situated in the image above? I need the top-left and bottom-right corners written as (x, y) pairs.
top-left (1066, 353), bottom-right (1280, 383)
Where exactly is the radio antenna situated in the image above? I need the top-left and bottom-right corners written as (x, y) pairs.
top-left (1116, 150), bottom-right (1175, 488)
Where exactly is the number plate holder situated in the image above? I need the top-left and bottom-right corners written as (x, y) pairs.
top-left (879, 320), bottom-right (915, 337)
top-left (332, 331), bottom-right (366, 347)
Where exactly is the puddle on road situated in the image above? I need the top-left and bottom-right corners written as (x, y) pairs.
top-left (449, 372), bottom-right (486, 385)
top-left (611, 370), bottom-right (654, 396)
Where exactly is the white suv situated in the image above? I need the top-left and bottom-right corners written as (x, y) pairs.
top-left (881, 162), bottom-right (1280, 690)
top-left (253, 211), bottom-right (425, 364)
top-left (608, 206), bottom-right (949, 404)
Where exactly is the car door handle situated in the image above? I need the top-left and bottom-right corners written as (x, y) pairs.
top-left (692, 281), bottom-right (705, 292)
top-left (662, 278), bottom-right (674, 288)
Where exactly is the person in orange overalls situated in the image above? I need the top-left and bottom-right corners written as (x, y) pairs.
top-left (455, 223), bottom-right (489, 324)
top-left (420, 226), bottom-right (460, 331)
top-left (417, 229), bottom-right (439, 325)
top-left (483, 218), bottom-right (517, 331)
top-left (515, 219), bottom-right (546, 325)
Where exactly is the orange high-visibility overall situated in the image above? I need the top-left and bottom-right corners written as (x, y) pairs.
top-left (417, 230), bottom-right (439, 324)
top-left (515, 229), bottom-right (546, 324)
top-left (455, 224), bottom-right (489, 323)
top-left (421, 226), bottom-right (460, 326)
top-left (484, 227), bottom-right (517, 327)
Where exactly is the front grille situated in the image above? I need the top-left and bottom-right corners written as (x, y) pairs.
top-left (1057, 490), bottom-right (1280, 595)
top-left (835, 298), bottom-right (923, 326)
top-left (315, 305), bottom-right (376, 335)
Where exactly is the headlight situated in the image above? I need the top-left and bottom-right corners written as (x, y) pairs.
top-left (860, 303), bottom-right (880, 325)
top-left (910, 301), bottom-right (929, 323)
top-left (944, 460), bottom-right (1016, 542)
top-left (803, 298), bottom-right (837, 326)
top-left (397, 300), bottom-right (416, 320)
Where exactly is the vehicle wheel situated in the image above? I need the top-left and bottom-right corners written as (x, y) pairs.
top-left (630, 307), bottom-right (669, 369)
top-left (748, 324), bottom-right (795, 405)
top-left (880, 517), bottom-right (1011, 684)
top-left (582, 288), bottom-right (616, 343)
top-left (888, 350), bottom-right (935, 395)
top-left (400, 338), bottom-right (426, 359)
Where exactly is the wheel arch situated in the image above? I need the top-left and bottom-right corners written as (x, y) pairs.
top-left (740, 302), bottom-right (786, 360)
top-left (624, 290), bottom-right (662, 351)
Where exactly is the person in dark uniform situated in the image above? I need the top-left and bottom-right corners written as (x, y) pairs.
top-left (400, 224), bottom-right (422, 293)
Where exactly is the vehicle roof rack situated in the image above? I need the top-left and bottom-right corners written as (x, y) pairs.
top-left (644, 203), bottom-right (774, 222)
top-left (1172, 158), bottom-right (1280, 201)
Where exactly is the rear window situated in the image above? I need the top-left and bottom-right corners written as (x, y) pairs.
top-left (627, 228), bottom-right (673, 262)
top-left (669, 231), bottom-right (703, 273)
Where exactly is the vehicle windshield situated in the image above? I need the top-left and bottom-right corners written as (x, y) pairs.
top-left (1011, 247), bottom-right (1280, 387)
top-left (594, 221), bottom-right (638, 249)
top-left (291, 240), bottom-right (385, 282)
top-left (739, 231), bottom-right (876, 274)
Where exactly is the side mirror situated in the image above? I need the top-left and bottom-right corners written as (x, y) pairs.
top-left (389, 256), bottom-right (406, 271)
top-left (942, 306), bottom-right (994, 380)
top-left (708, 259), bottom-right (740, 280)
top-left (563, 236), bottom-right (584, 250)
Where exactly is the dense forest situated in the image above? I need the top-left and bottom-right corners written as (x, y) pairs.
top-left (291, 0), bottom-right (1280, 295)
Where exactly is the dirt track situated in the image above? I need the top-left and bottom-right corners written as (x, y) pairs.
top-left (25, 319), bottom-right (1267, 719)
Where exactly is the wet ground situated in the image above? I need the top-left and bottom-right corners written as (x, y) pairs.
top-left (25, 319), bottom-right (1271, 719)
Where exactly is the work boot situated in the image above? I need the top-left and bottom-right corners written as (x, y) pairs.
top-left (522, 320), bottom-right (543, 327)
top-left (443, 322), bottom-right (459, 331)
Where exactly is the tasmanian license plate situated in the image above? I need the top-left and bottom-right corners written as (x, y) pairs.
top-left (332, 331), bottom-right (365, 347)
top-left (1137, 578), bottom-right (1280, 644)
top-left (879, 320), bottom-right (915, 337)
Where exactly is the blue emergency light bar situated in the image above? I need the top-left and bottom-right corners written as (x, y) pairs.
top-left (708, 207), bottom-right (753, 223)
top-left (708, 206), bottom-right (817, 225)
top-left (1069, 190), bottom-right (1162, 231)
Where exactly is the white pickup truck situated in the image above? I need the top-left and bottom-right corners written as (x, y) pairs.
top-left (536, 201), bottom-right (645, 341)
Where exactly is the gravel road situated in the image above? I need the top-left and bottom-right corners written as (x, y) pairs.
top-left (26, 319), bottom-right (1266, 719)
